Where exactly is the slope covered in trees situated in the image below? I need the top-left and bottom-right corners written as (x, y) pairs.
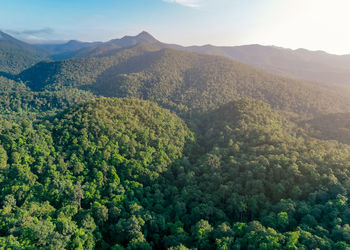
top-left (19, 45), bottom-right (350, 116)
top-left (19, 44), bottom-right (159, 91)
top-left (302, 113), bottom-right (350, 145)
top-left (0, 98), bottom-right (193, 249)
top-left (0, 75), bottom-right (96, 120)
top-left (0, 97), bottom-right (350, 249)
top-left (163, 99), bottom-right (350, 249)
top-left (0, 31), bottom-right (48, 74)
top-left (185, 44), bottom-right (350, 86)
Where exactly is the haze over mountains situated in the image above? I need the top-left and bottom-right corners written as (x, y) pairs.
top-left (27, 31), bottom-right (350, 86)
top-left (2, 30), bottom-right (350, 86)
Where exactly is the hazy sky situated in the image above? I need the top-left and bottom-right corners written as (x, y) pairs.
top-left (1, 0), bottom-right (349, 54)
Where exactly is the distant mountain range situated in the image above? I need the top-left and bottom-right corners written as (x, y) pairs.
top-left (37, 40), bottom-right (102, 59)
top-left (1, 30), bottom-right (350, 86)
top-left (184, 44), bottom-right (350, 86)
top-left (35, 31), bottom-right (350, 86)
top-left (38, 31), bottom-right (164, 60)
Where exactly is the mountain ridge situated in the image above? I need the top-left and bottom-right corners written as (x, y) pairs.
top-left (30, 31), bottom-right (350, 85)
top-left (0, 30), bottom-right (48, 73)
top-left (18, 43), bottom-right (350, 117)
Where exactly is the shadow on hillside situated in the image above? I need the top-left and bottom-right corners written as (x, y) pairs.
top-left (0, 71), bottom-right (18, 80)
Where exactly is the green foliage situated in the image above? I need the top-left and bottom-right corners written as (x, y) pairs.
top-left (19, 44), bottom-right (158, 91)
top-left (19, 45), bottom-right (350, 116)
top-left (2, 33), bottom-right (350, 249)
top-left (0, 75), bottom-right (96, 119)
top-left (1, 97), bottom-right (350, 249)
top-left (302, 112), bottom-right (350, 145)
top-left (0, 98), bottom-right (192, 248)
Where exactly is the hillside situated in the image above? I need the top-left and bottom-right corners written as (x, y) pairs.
top-left (302, 112), bottom-right (350, 145)
top-left (185, 44), bottom-right (350, 86)
top-left (0, 98), bottom-right (193, 249)
top-left (19, 43), bottom-right (159, 91)
top-left (19, 44), bottom-right (350, 116)
top-left (0, 31), bottom-right (48, 74)
top-left (1, 98), bottom-right (350, 249)
top-left (0, 74), bottom-right (96, 120)
top-left (37, 40), bottom-right (102, 60)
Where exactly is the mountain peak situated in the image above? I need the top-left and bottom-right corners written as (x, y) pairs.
top-left (137, 31), bottom-right (155, 39)
top-left (108, 31), bottom-right (159, 48)
top-left (65, 40), bottom-right (84, 45)
top-left (127, 31), bottom-right (158, 43)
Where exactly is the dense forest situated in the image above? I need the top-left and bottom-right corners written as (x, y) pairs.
top-left (302, 113), bottom-right (350, 146)
top-left (0, 98), bottom-right (350, 249)
top-left (1, 31), bottom-right (350, 249)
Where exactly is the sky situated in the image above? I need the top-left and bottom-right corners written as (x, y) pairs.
top-left (1, 0), bottom-right (350, 54)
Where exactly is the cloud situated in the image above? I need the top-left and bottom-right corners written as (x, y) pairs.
top-left (163, 0), bottom-right (202, 7)
top-left (4, 28), bottom-right (57, 43)
top-left (5, 27), bottom-right (54, 36)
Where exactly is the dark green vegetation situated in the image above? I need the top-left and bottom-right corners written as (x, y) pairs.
top-left (0, 75), bottom-right (95, 120)
top-left (302, 113), bottom-right (350, 146)
top-left (18, 44), bottom-right (350, 116)
top-left (1, 31), bottom-right (350, 249)
top-left (0, 98), bottom-right (192, 249)
top-left (0, 98), bottom-right (350, 249)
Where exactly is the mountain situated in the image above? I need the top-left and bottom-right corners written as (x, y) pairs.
top-left (50, 31), bottom-right (163, 59)
top-left (19, 43), bottom-right (350, 116)
top-left (108, 31), bottom-right (160, 47)
top-left (36, 31), bottom-right (350, 86)
top-left (184, 44), bottom-right (350, 86)
top-left (0, 31), bottom-right (48, 74)
top-left (37, 40), bottom-right (102, 59)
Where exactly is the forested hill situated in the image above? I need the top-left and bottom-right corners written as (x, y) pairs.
top-left (185, 44), bottom-right (350, 86)
top-left (19, 44), bottom-right (350, 116)
top-left (302, 112), bottom-right (350, 145)
top-left (0, 75), bottom-right (96, 120)
top-left (0, 31), bottom-right (48, 74)
top-left (1, 98), bottom-right (350, 249)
